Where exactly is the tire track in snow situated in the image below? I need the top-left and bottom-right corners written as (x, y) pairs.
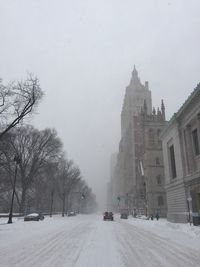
top-left (74, 219), bottom-right (125, 267)
top-left (1, 220), bottom-right (93, 267)
top-left (114, 218), bottom-right (200, 267)
top-left (1, 215), bottom-right (200, 267)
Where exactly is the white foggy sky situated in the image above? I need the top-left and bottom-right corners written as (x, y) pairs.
top-left (1, 0), bottom-right (200, 208)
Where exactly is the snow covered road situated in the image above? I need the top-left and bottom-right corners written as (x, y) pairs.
top-left (0, 214), bottom-right (200, 267)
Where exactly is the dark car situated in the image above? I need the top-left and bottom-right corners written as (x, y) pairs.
top-left (24, 213), bottom-right (44, 222)
top-left (120, 213), bottom-right (128, 219)
top-left (67, 211), bottom-right (76, 217)
top-left (103, 211), bottom-right (114, 221)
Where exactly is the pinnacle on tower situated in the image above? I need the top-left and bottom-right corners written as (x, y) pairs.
top-left (143, 100), bottom-right (147, 115)
top-left (161, 99), bottom-right (165, 110)
top-left (161, 99), bottom-right (165, 121)
top-left (132, 65), bottom-right (138, 77)
top-left (130, 65), bottom-right (140, 85)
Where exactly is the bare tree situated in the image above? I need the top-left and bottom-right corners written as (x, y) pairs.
top-left (39, 161), bottom-right (59, 216)
top-left (0, 74), bottom-right (43, 140)
top-left (57, 157), bottom-right (81, 217)
top-left (72, 180), bottom-right (97, 214)
top-left (0, 126), bottom-right (62, 214)
top-left (0, 169), bottom-right (13, 212)
top-left (0, 135), bottom-right (21, 212)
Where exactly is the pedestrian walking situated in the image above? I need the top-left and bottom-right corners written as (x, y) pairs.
top-left (155, 213), bottom-right (159, 220)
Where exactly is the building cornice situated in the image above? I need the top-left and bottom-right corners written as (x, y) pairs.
top-left (160, 83), bottom-right (200, 139)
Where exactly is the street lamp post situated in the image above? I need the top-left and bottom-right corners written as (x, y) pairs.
top-left (8, 156), bottom-right (20, 224)
top-left (143, 181), bottom-right (148, 217)
top-left (187, 196), bottom-right (192, 226)
top-left (126, 193), bottom-right (129, 213)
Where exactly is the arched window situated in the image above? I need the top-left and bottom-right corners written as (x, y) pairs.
top-left (158, 196), bottom-right (164, 206)
top-left (148, 128), bottom-right (154, 145)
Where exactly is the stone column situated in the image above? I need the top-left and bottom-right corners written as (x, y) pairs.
top-left (179, 127), bottom-right (186, 176)
top-left (197, 113), bottom-right (200, 150)
top-left (185, 124), bottom-right (195, 173)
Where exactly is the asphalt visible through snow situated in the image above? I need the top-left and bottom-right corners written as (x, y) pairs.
top-left (0, 214), bottom-right (200, 267)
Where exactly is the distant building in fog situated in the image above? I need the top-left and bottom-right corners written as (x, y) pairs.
top-left (107, 153), bottom-right (117, 210)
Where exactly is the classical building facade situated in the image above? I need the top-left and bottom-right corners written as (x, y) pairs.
top-left (109, 67), bottom-right (167, 216)
top-left (161, 84), bottom-right (200, 225)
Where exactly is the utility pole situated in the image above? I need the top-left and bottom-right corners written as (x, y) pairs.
top-left (8, 156), bottom-right (20, 224)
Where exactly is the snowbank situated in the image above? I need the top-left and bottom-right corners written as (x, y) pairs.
top-left (124, 216), bottom-right (200, 250)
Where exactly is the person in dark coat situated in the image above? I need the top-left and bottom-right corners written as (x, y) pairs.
top-left (155, 213), bottom-right (159, 220)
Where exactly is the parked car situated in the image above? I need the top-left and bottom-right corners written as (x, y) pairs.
top-left (67, 211), bottom-right (76, 217)
top-left (103, 211), bottom-right (114, 221)
top-left (24, 213), bottom-right (44, 221)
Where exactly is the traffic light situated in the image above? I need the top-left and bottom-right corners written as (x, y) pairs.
top-left (81, 193), bottom-right (85, 199)
top-left (117, 196), bottom-right (120, 201)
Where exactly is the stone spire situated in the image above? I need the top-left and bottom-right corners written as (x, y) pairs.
top-left (161, 99), bottom-right (165, 121)
top-left (132, 65), bottom-right (138, 76)
top-left (130, 65), bottom-right (140, 85)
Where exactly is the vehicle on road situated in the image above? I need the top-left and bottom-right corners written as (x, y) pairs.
top-left (67, 211), bottom-right (76, 216)
top-left (103, 211), bottom-right (114, 221)
top-left (120, 208), bottom-right (129, 219)
top-left (120, 213), bottom-right (128, 219)
top-left (24, 213), bottom-right (44, 221)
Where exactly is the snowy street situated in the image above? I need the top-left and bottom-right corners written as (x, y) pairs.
top-left (0, 214), bottom-right (200, 267)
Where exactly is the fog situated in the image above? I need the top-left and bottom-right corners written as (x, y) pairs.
top-left (1, 0), bottom-right (200, 209)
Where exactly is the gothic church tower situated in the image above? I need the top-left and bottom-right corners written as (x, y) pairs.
top-left (121, 66), bottom-right (152, 137)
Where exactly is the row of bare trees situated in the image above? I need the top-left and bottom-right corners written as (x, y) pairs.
top-left (0, 75), bottom-right (97, 217)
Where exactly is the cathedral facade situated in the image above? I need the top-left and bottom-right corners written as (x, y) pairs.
top-left (109, 67), bottom-right (167, 217)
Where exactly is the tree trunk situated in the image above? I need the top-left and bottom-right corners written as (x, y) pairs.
top-left (50, 189), bottom-right (54, 217)
top-left (66, 193), bottom-right (69, 214)
top-left (62, 193), bottom-right (65, 217)
top-left (19, 188), bottom-right (27, 215)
